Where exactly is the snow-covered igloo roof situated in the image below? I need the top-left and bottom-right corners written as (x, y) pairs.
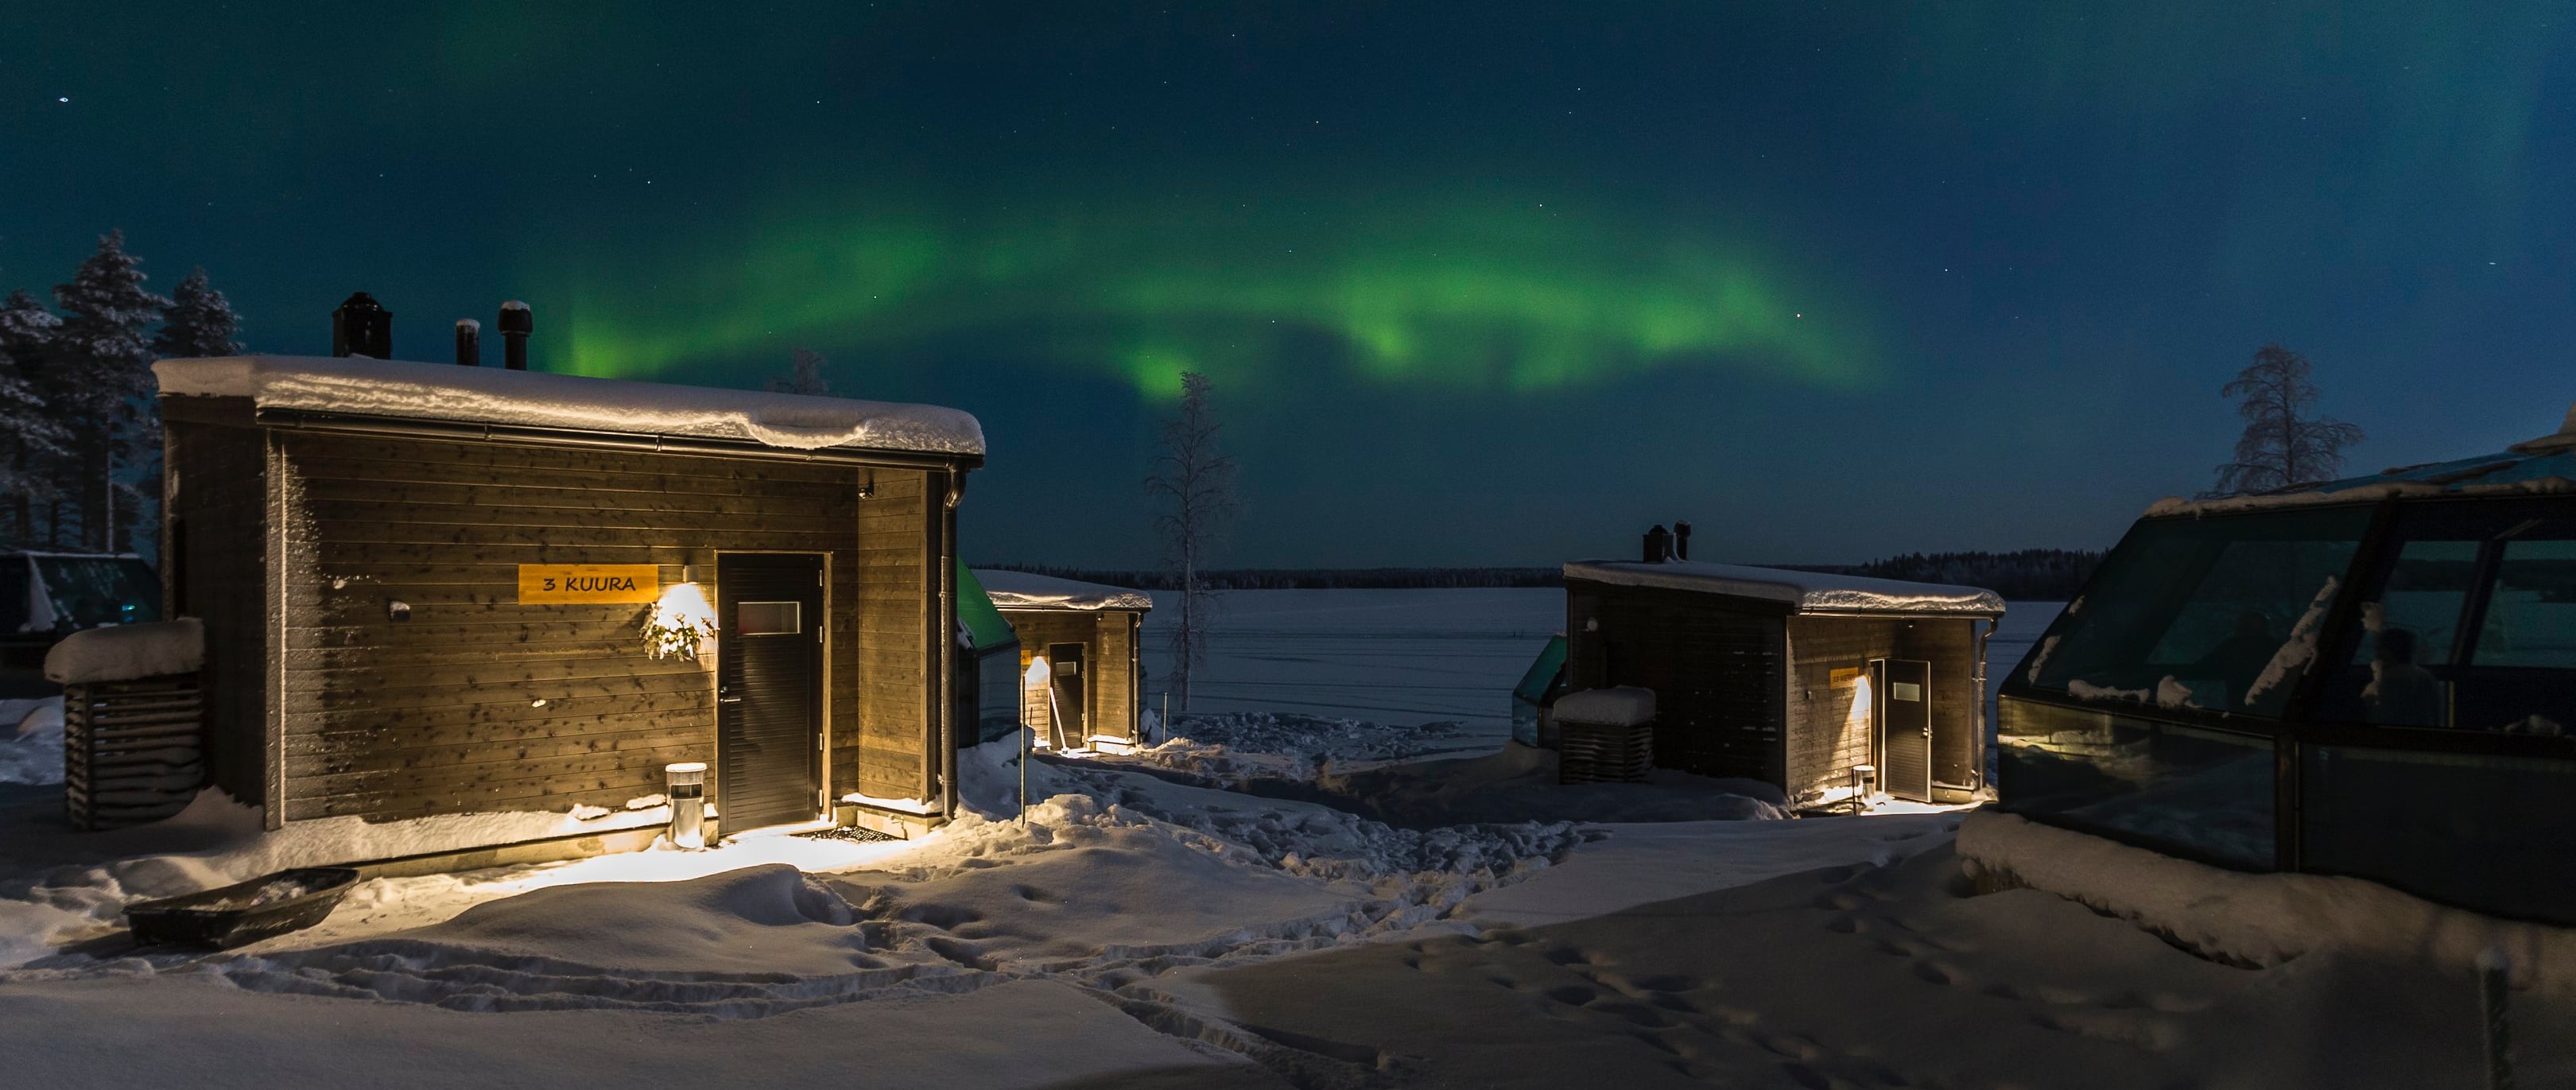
top-left (153, 355), bottom-right (984, 457)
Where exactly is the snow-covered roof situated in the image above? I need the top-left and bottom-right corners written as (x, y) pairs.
top-left (153, 355), bottom-right (984, 457)
top-left (971, 570), bottom-right (1154, 612)
top-left (1553, 686), bottom-right (1656, 727)
top-left (45, 618), bottom-right (204, 685)
top-left (2145, 401), bottom-right (2576, 517)
top-left (1563, 560), bottom-right (2006, 616)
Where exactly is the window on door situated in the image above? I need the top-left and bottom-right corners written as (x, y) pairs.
top-left (736, 601), bottom-right (801, 635)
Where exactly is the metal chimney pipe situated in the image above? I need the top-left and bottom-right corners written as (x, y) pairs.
top-left (1643, 525), bottom-right (1671, 564)
top-left (1674, 521), bottom-right (1692, 561)
top-left (498, 301), bottom-right (532, 370)
top-left (331, 292), bottom-right (391, 359)
top-left (454, 319), bottom-right (481, 366)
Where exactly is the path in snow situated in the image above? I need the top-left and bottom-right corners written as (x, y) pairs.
top-left (1162, 843), bottom-right (2576, 1088)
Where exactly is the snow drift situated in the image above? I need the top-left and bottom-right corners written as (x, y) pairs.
top-left (1958, 809), bottom-right (2576, 988)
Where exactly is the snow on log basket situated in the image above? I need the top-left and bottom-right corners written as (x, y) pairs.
top-left (45, 619), bottom-right (208, 831)
top-left (1553, 686), bottom-right (1655, 785)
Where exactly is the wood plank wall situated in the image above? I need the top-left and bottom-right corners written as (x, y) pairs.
top-left (163, 419), bottom-right (270, 805)
top-left (849, 467), bottom-right (932, 802)
top-left (1565, 582), bottom-right (1787, 785)
top-left (1782, 617), bottom-right (1903, 804)
top-left (1783, 616), bottom-right (1981, 805)
top-left (1004, 610), bottom-right (1111, 740)
top-left (265, 430), bottom-right (925, 823)
top-left (1096, 611), bottom-right (1136, 743)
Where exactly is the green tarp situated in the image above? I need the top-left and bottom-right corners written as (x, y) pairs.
top-left (1513, 632), bottom-right (1568, 705)
top-left (955, 561), bottom-right (1017, 652)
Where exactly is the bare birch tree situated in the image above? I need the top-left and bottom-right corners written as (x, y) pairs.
top-left (1144, 371), bottom-right (1237, 712)
top-left (2208, 343), bottom-right (2364, 497)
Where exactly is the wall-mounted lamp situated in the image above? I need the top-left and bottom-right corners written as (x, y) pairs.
top-left (642, 580), bottom-right (718, 660)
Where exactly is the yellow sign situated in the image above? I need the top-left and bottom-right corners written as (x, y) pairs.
top-left (518, 564), bottom-right (661, 604)
top-left (1829, 666), bottom-right (1865, 689)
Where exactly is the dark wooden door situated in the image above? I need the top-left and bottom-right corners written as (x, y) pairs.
top-left (1876, 658), bottom-right (1932, 802)
top-left (1049, 642), bottom-right (1088, 744)
top-left (716, 553), bottom-right (824, 833)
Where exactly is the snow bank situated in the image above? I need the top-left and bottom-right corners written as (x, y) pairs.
top-left (43, 619), bottom-right (204, 685)
top-left (0, 789), bottom-right (671, 966)
top-left (0, 698), bottom-right (64, 785)
top-left (972, 569), bottom-right (1154, 611)
top-left (1565, 559), bottom-right (2006, 615)
top-left (1143, 712), bottom-right (1485, 779)
top-left (1552, 687), bottom-right (1655, 727)
top-left (154, 355), bottom-right (985, 456)
top-left (1957, 810), bottom-right (2576, 988)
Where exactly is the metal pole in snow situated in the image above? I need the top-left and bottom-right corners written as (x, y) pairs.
top-left (2480, 948), bottom-right (2513, 1090)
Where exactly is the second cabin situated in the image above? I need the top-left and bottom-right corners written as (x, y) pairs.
top-left (1557, 525), bottom-right (2006, 809)
top-left (972, 570), bottom-right (1154, 753)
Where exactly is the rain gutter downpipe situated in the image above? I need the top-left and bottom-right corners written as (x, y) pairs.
top-left (938, 467), bottom-right (964, 822)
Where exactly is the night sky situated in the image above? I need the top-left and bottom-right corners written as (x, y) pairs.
top-left (7, 3), bottom-right (2572, 568)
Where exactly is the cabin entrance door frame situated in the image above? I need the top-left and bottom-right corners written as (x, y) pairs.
top-left (1046, 642), bottom-right (1088, 748)
top-left (715, 552), bottom-right (827, 836)
top-left (1872, 657), bottom-right (1934, 803)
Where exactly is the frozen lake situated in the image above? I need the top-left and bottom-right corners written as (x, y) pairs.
top-left (1141, 588), bottom-right (2066, 727)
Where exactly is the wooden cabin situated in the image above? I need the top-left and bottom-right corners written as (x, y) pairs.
top-left (971, 570), bottom-right (1152, 752)
top-left (1562, 552), bottom-right (2004, 809)
top-left (153, 354), bottom-right (983, 846)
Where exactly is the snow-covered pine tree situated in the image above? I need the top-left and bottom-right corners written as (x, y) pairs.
top-left (766, 347), bottom-right (832, 396)
top-left (152, 267), bottom-right (244, 359)
top-left (0, 289), bottom-right (68, 545)
top-left (0, 339), bottom-right (70, 545)
top-left (50, 231), bottom-right (169, 552)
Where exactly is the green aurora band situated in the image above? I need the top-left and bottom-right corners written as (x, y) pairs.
top-left (540, 194), bottom-right (1876, 399)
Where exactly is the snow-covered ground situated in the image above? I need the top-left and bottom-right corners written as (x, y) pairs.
top-left (2, 592), bottom-right (2562, 1087)
top-left (1139, 588), bottom-right (1566, 725)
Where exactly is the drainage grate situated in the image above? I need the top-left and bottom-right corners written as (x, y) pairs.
top-left (793, 825), bottom-right (898, 843)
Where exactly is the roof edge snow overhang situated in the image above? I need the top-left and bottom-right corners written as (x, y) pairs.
top-left (252, 406), bottom-right (985, 471)
top-left (1562, 563), bottom-right (2006, 619)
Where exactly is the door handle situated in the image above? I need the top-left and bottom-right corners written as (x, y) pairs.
top-left (720, 696), bottom-right (744, 704)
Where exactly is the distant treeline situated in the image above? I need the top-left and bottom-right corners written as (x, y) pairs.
top-left (986, 548), bottom-right (2101, 599)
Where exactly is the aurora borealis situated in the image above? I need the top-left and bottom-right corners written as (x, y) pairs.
top-left (9, 2), bottom-right (2576, 566)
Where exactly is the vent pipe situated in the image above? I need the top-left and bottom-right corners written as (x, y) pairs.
top-left (330, 292), bottom-right (391, 359)
top-left (1674, 521), bottom-right (1691, 561)
top-left (454, 319), bottom-right (481, 366)
top-left (498, 301), bottom-right (532, 370)
top-left (1642, 524), bottom-right (1672, 564)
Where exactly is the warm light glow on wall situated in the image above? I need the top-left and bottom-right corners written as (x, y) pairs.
top-left (642, 582), bottom-right (719, 660)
